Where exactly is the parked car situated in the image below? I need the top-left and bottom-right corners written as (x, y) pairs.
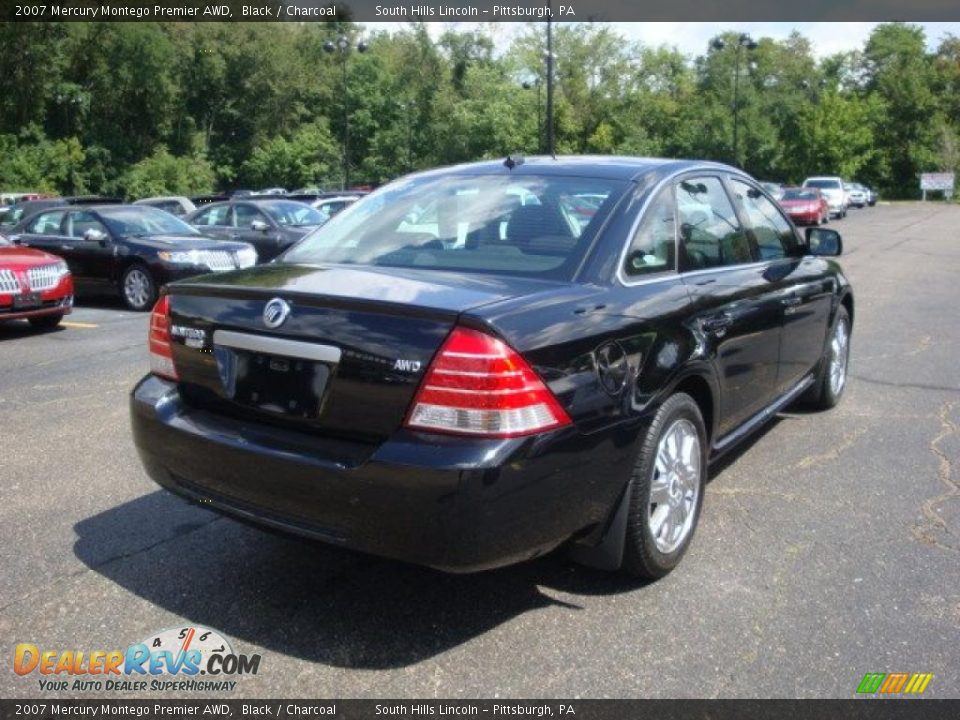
top-left (0, 196), bottom-right (122, 229)
top-left (311, 195), bottom-right (360, 222)
top-left (759, 182), bottom-right (785, 201)
top-left (864, 186), bottom-right (878, 206)
top-left (845, 182), bottom-right (867, 209)
top-left (802, 177), bottom-right (847, 218)
top-left (131, 156), bottom-right (853, 579)
top-left (0, 233), bottom-right (73, 329)
top-left (185, 199), bottom-right (326, 263)
top-left (133, 196), bottom-right (197, 217)
top-left (257, 187), bottom-right (287, 196)
top-left (778, 187), bottom-right (829, 225)
top-left (7, 205), bottom-right (257, 311)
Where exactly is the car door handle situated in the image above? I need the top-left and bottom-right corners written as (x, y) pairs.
top-left (701, 313), bottom-right (733, 334)
top-left (781, 296), bottom-right (802, 307)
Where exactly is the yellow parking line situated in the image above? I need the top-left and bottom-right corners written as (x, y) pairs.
top-left (61, 321), bottom-right (99, 329)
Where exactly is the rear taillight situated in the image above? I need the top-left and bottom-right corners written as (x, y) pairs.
top-left (148, 295), bottom-right (178, 381)
top-left (405, 326), bottom-right (571, 438)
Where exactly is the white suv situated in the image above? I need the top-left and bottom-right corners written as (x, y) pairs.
top-left (803, 177), bottom-right (847, 219)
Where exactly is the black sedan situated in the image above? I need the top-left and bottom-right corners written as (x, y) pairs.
top-left (185, 199), bottom-right (325, 263)
top-left (131, 157), bottom-right (852, 578)
top-left (8, 205), bottom-right (257, 311)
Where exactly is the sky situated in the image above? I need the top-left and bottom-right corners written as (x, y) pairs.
top-left (363, 21), bottom-right (960, 57)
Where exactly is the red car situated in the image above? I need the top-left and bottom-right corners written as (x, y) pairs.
top-left (0, 234), bottom-right (73, 329)
top-left (779, 187), bottom-right (829, 226)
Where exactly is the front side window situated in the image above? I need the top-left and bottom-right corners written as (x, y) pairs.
top-left (27, 211), bottom-right (65, 235)
top-left (259, 201), bottom-right (325, 227)
top-left (66, 211), bottom-right (109, 238)
top-left (234, 204), bottom-right (270, 228)
top-left (283, 174), bottom-right (628, 280)
top-left (730, 179), bottom-right (800, 261)
top-left (192, 205), bottom-right (230, 227)
top-left (676, 177), bottom-right (752, 270)
top-left (623, 186), bottom-right (676, 277)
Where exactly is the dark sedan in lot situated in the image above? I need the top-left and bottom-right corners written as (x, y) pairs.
top-left (8, 205), bottom-right (257, 311)
top-left (131, 157), bottom-right (852, 578)
top-left (185, 199), bottom-right (325, 263)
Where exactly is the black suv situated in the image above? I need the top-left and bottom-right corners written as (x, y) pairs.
top-left (9, 205), bottom-right (257, 311)
top-left (131, 157), bottom-right (852, 578)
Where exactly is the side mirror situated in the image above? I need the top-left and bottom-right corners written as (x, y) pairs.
top-left (250, 219), bottom-right (269, 232)
top-left (806, 227), bottom-right (842, 257)
top-left (83, 228), bottom-right (109, 245)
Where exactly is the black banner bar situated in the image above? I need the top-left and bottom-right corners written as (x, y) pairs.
top-left (2, 0), bottom-right (960, 23)
top-left (2, 700), bottom-right (960, 720)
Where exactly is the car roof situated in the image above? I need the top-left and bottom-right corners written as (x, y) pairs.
top-left (405, 155), bottom-right (736, 183)
top-left (134, 196), bottom-right (191, 203)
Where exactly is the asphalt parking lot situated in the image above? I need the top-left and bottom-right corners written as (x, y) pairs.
top-left (1, 203), bottom-right (958, 699)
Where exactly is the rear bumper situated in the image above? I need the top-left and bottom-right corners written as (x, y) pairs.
top-left (130, 375), bottom-right (635, 572)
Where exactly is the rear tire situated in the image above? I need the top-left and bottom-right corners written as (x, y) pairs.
top-left (28, 313), bottom-right (63, 330)
top-left (802, 306), bottom-right (851, 410)
top-left (621, 393), bottom-right (707, 579)
top-left (121, 264), bottom-right (157, 312)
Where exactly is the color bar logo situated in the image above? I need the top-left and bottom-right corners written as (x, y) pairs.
top-left (857, 672), bottom-right (933, 695)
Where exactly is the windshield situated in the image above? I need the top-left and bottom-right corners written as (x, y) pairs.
top-left (98, 207), bottom-right (201, 237)
top-left (805, 179), bottom-right (840, 190)
top-left (282, 173), bottom-right (628, 280)
top-left (782, 190), bottom-right (818, 201)
top-left (259, 201), bottom-right (324, 227)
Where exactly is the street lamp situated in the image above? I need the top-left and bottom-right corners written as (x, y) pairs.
top-left (711, 33), bottom-right (758, 168)
top-left (800, 79), bottom-right (829, 174)
top-left (522, 78), bottom-right (542, 153)
top-left (324, 35), bottom-right (368, 190)
top-left (544, 10), bottom-right (556, 157)
top-left (396, 99), bottom-right (416, 172)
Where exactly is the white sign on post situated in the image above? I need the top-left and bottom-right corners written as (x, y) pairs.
top-left (920, 173), bottom-right (955, 200)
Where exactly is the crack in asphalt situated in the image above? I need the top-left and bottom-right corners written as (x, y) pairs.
top-left (850, 374), bottom-right (960, 393)
top-left (912, 400), bottom-right (960, 554)
top-left (0, 515), bottom-right (224, 617)
top-left (791, 428), bottom-right (866, 471)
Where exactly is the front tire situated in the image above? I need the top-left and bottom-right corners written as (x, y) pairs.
top-left (803, 306), bottom-right (851, 410)
top-left (28, 313), bottom-right (63, 330)
top-left (121, 264), bottom-right (157, 312)
top-left (622, 393), bottom-right (707, 579)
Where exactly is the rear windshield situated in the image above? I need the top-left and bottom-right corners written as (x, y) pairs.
top-left (804, 179), bottom-right (840, 190)
top-left (282, 174), bottom-right (628, 280)
top-left (783, 189), bottom-right (819, 201)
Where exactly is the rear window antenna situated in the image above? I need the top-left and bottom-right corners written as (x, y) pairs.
top-left (504, 155), bottom-right (525, 170)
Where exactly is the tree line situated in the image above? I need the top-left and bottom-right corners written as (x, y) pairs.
top-left (0, 21), bottom-right (957, 199)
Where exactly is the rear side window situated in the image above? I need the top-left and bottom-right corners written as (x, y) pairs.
top-left (676, 177), bottom-right (752, 270)
top-left (730, 180), bottom-right (800, 260)
top-left (27, 211), bottom-right (65, 235)
top-left (283, 174), bottom-right (628, 281)
top-left (623, 186), bottom-right (676, 277)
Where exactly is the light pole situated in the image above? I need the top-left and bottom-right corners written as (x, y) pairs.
top-left (55, 90), bottom-right (83, 194)
top-left (545, 8), bottom-right (555, 156)
top-left (711, 33), bottom-right (758, 168)
top-left (522, 77), bottom-right (542, 153)
top-left (396, 100), bottom-right (416, 172)
top-left (324, 35), bottom-right (368, 190)
top-left (800, 79), bottom-right (829, 174)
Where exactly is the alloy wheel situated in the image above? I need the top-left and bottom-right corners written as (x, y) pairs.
top-left (648, 418), bottom-right (702, 554)
top-left (124, 268), bottom-right (152, 310)
top-left (829, 317), bottom-right (849, 396)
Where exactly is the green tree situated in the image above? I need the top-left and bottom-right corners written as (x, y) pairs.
top-left (117, 146), bottom-right (216, 199)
